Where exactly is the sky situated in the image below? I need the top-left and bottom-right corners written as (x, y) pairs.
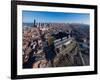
top-left (22, 11), bottom-right (90, 25)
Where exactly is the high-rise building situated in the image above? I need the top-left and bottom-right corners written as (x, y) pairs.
top-left (33, 19), bottom-right (37, 27)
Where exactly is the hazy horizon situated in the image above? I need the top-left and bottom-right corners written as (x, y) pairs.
top-left (22, 11), bottom-right (90, 25)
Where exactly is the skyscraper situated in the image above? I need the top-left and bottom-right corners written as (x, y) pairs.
top-left (33, 19), bottom-right (37, 27)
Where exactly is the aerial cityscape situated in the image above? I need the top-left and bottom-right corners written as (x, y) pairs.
top-left (22, 11), bottom-right (90, 68)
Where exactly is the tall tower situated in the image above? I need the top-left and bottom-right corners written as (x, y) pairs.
top-left (33, 19), bottom-right (36, 27)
